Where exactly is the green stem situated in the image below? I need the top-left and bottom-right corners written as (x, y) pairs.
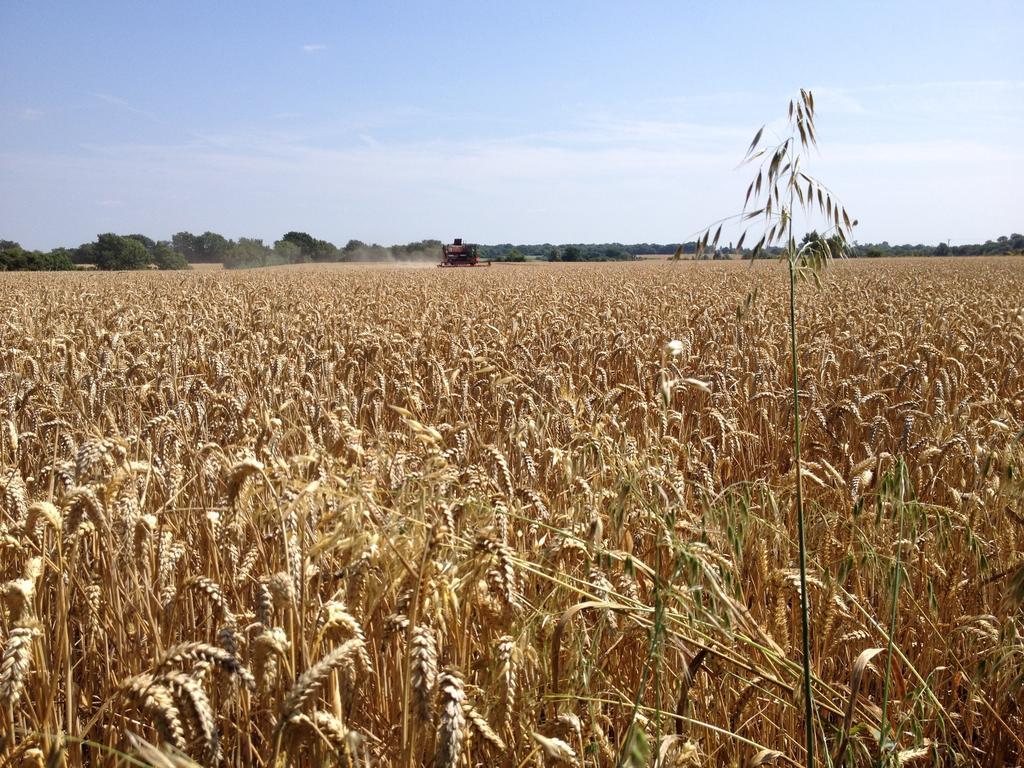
top-left (879, 461), bottom-right (907, 766)
top-left (789, 257), bottom-right (815, 768)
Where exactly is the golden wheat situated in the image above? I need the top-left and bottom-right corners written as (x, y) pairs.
top-left (0, 259), bottom-right (1022, 765)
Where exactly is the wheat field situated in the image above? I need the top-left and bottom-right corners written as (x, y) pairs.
top-left (2, 258), bottom-right (1023, 767)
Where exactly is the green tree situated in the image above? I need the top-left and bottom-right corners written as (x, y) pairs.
top-left (197, 231), bottom-right (231, 263)
top-left (73, 242), bottom-right (96, 265)
top-left (223, 238), bottom-right (279, 269)
top-left (395, 240), bottom-right (443, 260)
top-left (39, 248), bottom-right (75, 270)
top-left (561, 245), bottom-right (582, 262)
top-left (281, 231), bottom-right (337, 262)
top-left (0, 242), bottom-right (27, 270)
top-left (1, 243), bottom-right (77, 271)
top-left (172, 231), bottom-right (229, 263)
top-left (310, 239), bottom-right (338, 261)
top-left (273, 240), bottom-right (302, 264)
top-left (603, 246), bottom-right (629, 261)
top-left (281, 231), bottom-right (315, 260)
top-left (171, 231), bottom-right (200, 261)
top-left (152, 241), bottom-right (191, 270)
top-left (126, 234), bottom-right (156, 253)
top-left (93, 233), bottom-right (151, 270)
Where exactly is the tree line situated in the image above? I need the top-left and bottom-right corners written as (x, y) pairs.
top-left (213, 234), bottom-right (446, 268)
top-left (0, 231), bottom-right (444, 271)
top-left (2, 230), bottom-right (1020, 271)
top-left (487, 234), bottom-right (1024, 261)
top-left (483, 244), bottom-right (641, 262)
top-left (854, 233), bottom-right (1024, 257)
top-left (0, 233), bottom-right (189, 272)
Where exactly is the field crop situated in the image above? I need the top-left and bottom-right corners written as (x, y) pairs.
top-left (2, 259), bottom-right (1024, 767)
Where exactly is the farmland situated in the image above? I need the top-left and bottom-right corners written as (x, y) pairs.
top-left (2, 258), bottom-right (1024, 766)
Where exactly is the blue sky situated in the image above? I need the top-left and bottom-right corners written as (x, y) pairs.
top-left (1, 1), bottom-right (1021, 250)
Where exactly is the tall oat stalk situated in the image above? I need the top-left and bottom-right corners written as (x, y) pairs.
top-left (698, 89), bottom-right (856, 767)
top-left (879, 459), bottom-right (909, 766)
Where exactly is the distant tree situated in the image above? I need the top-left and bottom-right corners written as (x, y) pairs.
top-left (172, 231), bottom-right (230, 263)
top-left (152, 241), bottom-right (191, 270)
top-left (0, 242), bottom-right (26, 271)
top-left (3, 241), bottom-right (81, 270)
top-left (93, 233), bottom-right (150, 270)
top-left (394, 240), bottom-right (443, 260)
top-left (281, 231), bottom-right (315, 260)
top-left (312, 240), bottom-right (338, 261)
top-left (197, 231), bottom-right (231, 263)
top-left (310, 240), bottom-right (334, 262)
top-left (223, 238), bottom-right (281, 269)
top-left (1, 243), bottom-right (22, 271)
top-left (273, 240), bottom-right (302, 264)
top-left (504, 248), bottom-right (526, 262)
top-left (562, 245), bottom-right (582, 262)
top-left (126, 234), bottom-right (156, 253)
top-left (801, 230), bottom-right (845, 259)
top-left (934, 241), bottom-right (949, 256)
top-left (73, 242), bottom-right (96, 265)
top-left (281, 231), bottom-right (337, 262)
top-left (367, 244), bottom-right (391, 260)
top-left (341, 240), bottom-right (394, 261)
top-left (546, 248), bottom-right (560, 262)
top-left (171, 231), bottom-right (200, 261)
top-left (223, 238), bottom-right (260, 269)
top-left (39, 248), bottom-right (75, 270)
top-left (603, 246), bottom-right (630, 261)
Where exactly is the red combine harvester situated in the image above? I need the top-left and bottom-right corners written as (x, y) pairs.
top-left (439, 238), bottom-right (489, 267)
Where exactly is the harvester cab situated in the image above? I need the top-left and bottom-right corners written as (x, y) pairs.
top-left (439, 238), bottom-right (489, 267)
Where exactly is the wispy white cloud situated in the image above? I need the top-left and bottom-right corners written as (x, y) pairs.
top-left (808, 88), bottom-right (867, 115)
top-left (19, 108), bottom-right (44, 121)
top-left (524, 117), bottom-right (750, 148)
top-left (843, 79), bottom-right (1024, 94)
top-left (9, 117), bottom-right (1016, 247)
top-left (302, 43), bottom-right (327, 52)
top-left (92, 92), bottom-right (160, 122)
top-left (651, 80), bottom-right (1024, 121)
top-left (2, 80), bottom-right (1021, 249)
top-left (813, 79), bottom-right (1024, 122)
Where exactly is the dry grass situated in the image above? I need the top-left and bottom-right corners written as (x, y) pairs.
top-left (1, 258), bottom-right (1023, 766)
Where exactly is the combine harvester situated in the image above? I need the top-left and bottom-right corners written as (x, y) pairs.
top-left (438, 238), bottom-right (490, 267)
